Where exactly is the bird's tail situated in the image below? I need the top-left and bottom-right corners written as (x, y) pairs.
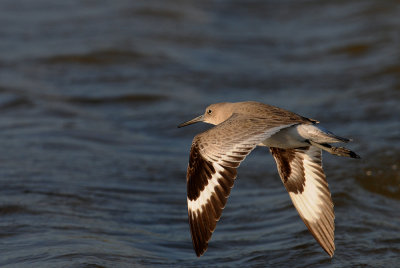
top-left (309, 141), bottom-right (361, 159)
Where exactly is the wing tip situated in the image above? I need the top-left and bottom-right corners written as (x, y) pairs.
top-left (195, 246), bottom-right (207, 257)
top-left (193, 245), bottom-right (205, 257)
top-left (324, 244), bottom-right (335, 258)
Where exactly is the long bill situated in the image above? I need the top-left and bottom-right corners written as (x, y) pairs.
top-left (177, 115), bottom-right (204, 128)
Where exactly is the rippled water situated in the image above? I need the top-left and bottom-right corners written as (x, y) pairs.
top-left (0, 0), bottom-right (399, 267)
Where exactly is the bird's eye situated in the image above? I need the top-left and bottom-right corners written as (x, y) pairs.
top-left (207, 109), bottom-right (212, 114)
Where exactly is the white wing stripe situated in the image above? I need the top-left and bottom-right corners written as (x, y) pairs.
top-left (293, 150), bottom-right (325, 221)
top-left (187, 164), bottom-right (225, 214)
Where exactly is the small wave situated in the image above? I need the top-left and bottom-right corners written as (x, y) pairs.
top-left (0, 205), bottom-right (36, 215)
top-left (42, 49), bottom-right (160, 65)
top-left (330, 43), bottom-right (371, 57)
top-left (128, 7), bottom-right (184, 20)
top-left (64, 94), bottom-right (166, 105)
top-left (373, 64), bottom-right (400, 77)
top-left (0, 93), bottom-right (34, 110)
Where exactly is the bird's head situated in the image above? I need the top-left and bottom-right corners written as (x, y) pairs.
top-left (178, 102), bottom-right (234, 128)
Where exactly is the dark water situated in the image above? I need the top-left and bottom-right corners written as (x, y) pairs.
top-left (0, 0), bottom-right (399, 267)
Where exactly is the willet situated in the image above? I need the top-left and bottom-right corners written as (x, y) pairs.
top-left (178, 101), bottom-right (360, 258)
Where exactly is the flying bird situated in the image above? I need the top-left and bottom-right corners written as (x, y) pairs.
top-left (178, 101), bottom-right (360, 257)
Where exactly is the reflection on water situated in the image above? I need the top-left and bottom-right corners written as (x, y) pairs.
top-left (0, 0), bottom-right (399, 267)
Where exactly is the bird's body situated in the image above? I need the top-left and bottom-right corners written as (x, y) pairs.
top-left (178, 101), bottom-right (360, 258)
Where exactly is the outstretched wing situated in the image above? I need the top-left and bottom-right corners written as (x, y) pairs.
top-left (270, 146), bottom-right (335, 257)
top-left (186, 114), bottom-right (297, 257)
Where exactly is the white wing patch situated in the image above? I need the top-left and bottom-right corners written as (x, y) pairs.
top-left (187, 164), bottom-right (225, 214)
top-left (289, 151), bottom-right (327, 222)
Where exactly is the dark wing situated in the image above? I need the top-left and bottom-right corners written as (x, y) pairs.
top-left (270, 146), bottom-right (335, 257)
top-left (187, 114), bottom-right (296, 257)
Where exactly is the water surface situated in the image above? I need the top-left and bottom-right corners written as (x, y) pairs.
top-left (0, 0), bottom-right (399, 267)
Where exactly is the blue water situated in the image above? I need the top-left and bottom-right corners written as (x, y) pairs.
top-left (0, 0), bottom-right (399, 267)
